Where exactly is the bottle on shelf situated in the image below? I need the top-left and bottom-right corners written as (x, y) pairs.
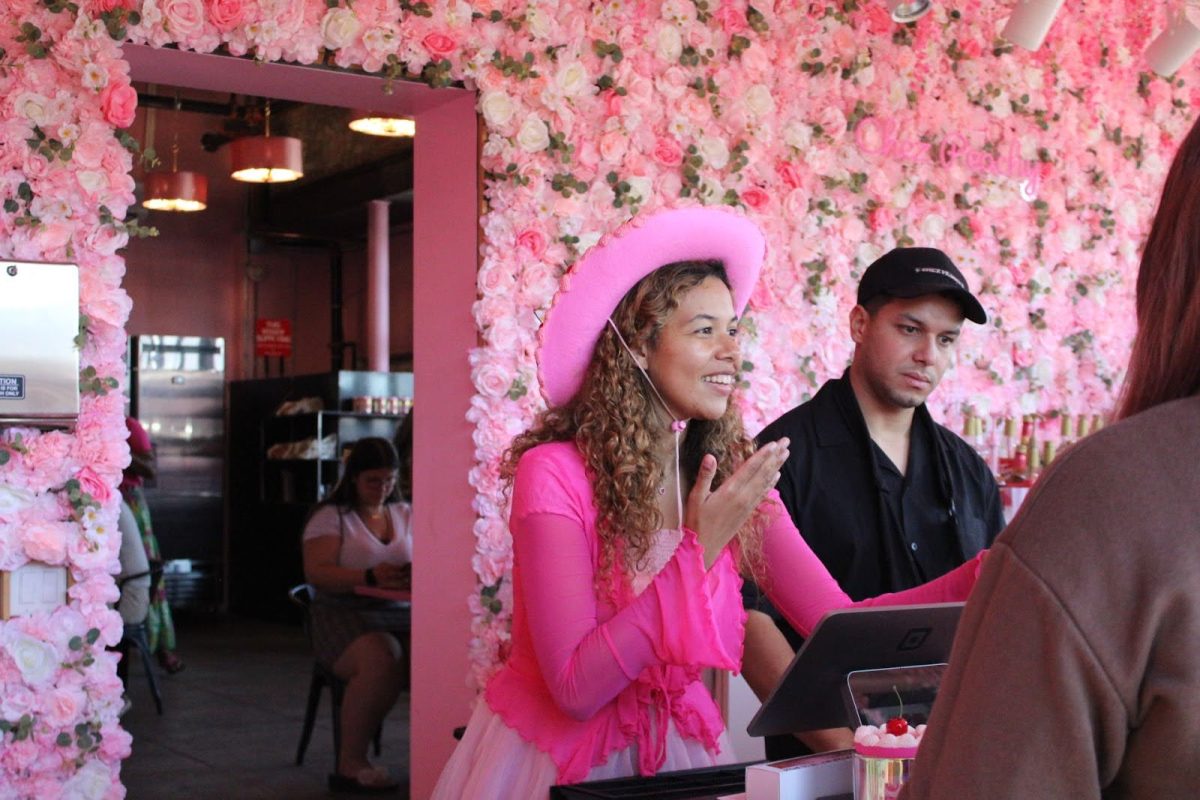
top-left (1076, 413), bottom-right (1092, 440)
top-left (1059, 414), bottom-right (1074, 449)
top-left (1041, 439), bottom-right (1057, 470)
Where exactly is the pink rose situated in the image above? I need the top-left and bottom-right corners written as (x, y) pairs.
top-left (99, 723), bottom-right (133, 761)
top-left (98, 83), bottom-right (137, 128)
top-left (713, 1), bottom-right (748, 34)
top-left (75, 466), bottom-right (112, 505)
top-left (40, 686), bottom-right (85, 727)
top-left (473, 361), bottom-right (514, 400)
top-left (23, 522), bottom-right (69, 564)
top-left (680, 94), bottom-right (710, 122)
top-left (515, 228), bottom-right (547, 258)
top-left (868, 206), bottom-right (896, 232)
top-left (861, 3), bottom-right (894, 35)
top-left (598, 129), bottom-right (627, 163)
top-left (207, 0), bottom-right (246, 31)
top-left (652, 136), bottom-right (684, 167)
top-left (776, 161), bottom-right (802, 189)
top-left (741, 187), bottom-right (770, 210)
top-left (162, 0), bottom-right (205, 36)
top-left (478, 263), bottom-right (517, 296)
top-left (831, 26), bottom-right (858, 60)
top-left (599, 88), bottom-right (622, 116)
top-left (422, 32), bottom-right (457, 57)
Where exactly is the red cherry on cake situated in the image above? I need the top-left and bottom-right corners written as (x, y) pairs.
top-left (885, 717), bottom-right (909, 735)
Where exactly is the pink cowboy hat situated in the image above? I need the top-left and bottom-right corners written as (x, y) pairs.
top-left (537, 206), bottom-right (766, 407)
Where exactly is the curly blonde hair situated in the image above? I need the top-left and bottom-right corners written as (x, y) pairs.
top-left (504, 260), bottom-right (767, 591)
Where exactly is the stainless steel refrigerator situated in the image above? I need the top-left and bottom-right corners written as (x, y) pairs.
top-left (129, 335), bottom-right (225, 611)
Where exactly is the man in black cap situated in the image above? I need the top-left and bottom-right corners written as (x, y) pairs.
top-left (742, 247), bottom-right (1005, 757)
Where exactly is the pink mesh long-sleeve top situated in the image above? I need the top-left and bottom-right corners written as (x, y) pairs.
top-left (484, 441), bottom-right (981, 784)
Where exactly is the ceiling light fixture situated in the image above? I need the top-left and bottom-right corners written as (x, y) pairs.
top-left (888, 0), bottom-right (932, 23)
top-left (1001, 0), bottom-right (1066, 51)
top-left (142, 96), bottom-right (208, 213)
top-left (1145, 4), bottom-right (1200, 77)
top-left (229, 99), bottom-right (303, 183)
top-left (348, 112), bottom-right (416, 138)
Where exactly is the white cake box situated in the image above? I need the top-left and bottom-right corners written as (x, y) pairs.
top-left (745, 749), bottom-right (853, 800)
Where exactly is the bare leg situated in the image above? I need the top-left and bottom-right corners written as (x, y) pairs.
top-left (331, 631), bottom-right (405, 777)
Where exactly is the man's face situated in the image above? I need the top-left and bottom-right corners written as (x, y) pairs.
top-left (849, 294), bottom-right (964, 410)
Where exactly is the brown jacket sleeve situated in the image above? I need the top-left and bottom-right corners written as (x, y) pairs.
top-left (901, 541), bottom-right (1126, 799)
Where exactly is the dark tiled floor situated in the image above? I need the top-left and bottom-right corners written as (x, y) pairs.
top-left (120, 616), bottom-right (410, 799)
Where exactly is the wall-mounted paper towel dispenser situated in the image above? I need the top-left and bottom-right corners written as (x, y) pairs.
top-left (0, 261), bottom-right (80, 427)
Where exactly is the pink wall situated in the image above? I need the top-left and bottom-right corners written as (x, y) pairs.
top-left (410, 91), bottom-right (479, 798)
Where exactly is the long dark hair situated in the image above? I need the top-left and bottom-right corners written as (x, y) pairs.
top-left (1118, 115), bottom-right (1200, 419)
top-left (321, 437), bottom-right (401, 509)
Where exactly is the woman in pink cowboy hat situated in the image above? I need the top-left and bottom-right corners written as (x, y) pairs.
top-left (432, 206), bottom-right (985, 799)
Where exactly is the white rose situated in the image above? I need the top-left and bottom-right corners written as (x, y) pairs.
top-left (783, 119), bottom-right (813, 151)
top-left (444, 0), bottom-right (474, 28)
top-left (78, 171), bottom-right (108, 196)
top-left (526, 8), bottom-right (552, 38)
top-left (14, 92), bottom-right (50, 127)
top-left (698, 136), bottom-right (729, 170)
top-left (626, 176), bottom-right (652, 205)
top-left (320, 7), bottom-right (362, 50)
top-left (516, 117), bottom-right (550, 153)
top-left (5, 633), bottom-right (59, 686)
top-left (576, 231), bottom-right (602, 254)
top-left (661, 0), bottom-right (695, 23)
top-left (62, 759), bottom-right (113, 800)
top-left (856, 64), bottom-right (876, 87)
top-left (555, 61), bottom-right (590, 97)
top-left (921, 214), bottom-right (947, 241)
top-left (479, 91), bottom-right (516, 128)
top-left (1020, 134), bottom-right (1039, 161)
top-left (0, 485), bottom-right (34, 515)
top-left (655, 24), bottom-right (682, 62)
top-left (744, 84), bottom-right (775, 117)
top-left (699, 176), bottom-right (723, 201)
top-left (857, 242), bottom-right (884, 267)
top-left (1117, 200), bottom-right (1138, 228)
top-left (992, 91), bottom-right (1012, 119)
top-left (1061, 225), bottom-right (1083, 253)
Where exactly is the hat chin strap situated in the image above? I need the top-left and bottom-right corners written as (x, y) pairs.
top-left (606, 318), bottom-right (687, 529)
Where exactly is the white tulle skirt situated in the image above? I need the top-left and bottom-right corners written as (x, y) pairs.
top-left (431, 698), bottom-right (735, 800)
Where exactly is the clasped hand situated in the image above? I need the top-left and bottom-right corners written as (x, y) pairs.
top-left (685, 438), bottom-right (790, 569)
top-left (373, 561), bottom-right (412, 590)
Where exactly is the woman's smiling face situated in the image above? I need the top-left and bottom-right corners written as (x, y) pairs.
top-left (640, 275), bottom-right (741, 423)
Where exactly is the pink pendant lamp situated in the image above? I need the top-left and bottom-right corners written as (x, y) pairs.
top-left (142, 99), bottom-right (208, 213)
top-left (230, 99), bottom-right (304, 183)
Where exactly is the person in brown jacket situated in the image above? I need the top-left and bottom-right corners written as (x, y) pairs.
top-left (902, 114), bottom-right (1200, 798)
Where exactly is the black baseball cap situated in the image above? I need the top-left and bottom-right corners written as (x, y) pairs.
top-left (857, 247), bottom-right (987, 324)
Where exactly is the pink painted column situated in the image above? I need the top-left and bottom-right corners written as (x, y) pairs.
top-left (366, 199), bottom-right (390, 372)
top-left (410, 93), bottom-right (479, 798)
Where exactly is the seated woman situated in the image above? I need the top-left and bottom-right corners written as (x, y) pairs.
top-left (302, 437), bottom-right (412, 793)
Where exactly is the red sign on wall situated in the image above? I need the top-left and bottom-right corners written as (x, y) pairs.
top-left (255, 318), bottom-right (293, 358)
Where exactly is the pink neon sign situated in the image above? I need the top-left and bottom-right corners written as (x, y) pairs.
top-left (854, 116), bottom-right (1042, 201)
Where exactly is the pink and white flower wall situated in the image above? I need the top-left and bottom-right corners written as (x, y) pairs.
top-left (0, 0), bottom-right (1196, 792)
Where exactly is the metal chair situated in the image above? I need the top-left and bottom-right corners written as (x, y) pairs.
top-left (115, 563), bottom-right (165, 715)
top-left (288, 584), bottom-right (382, 767)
